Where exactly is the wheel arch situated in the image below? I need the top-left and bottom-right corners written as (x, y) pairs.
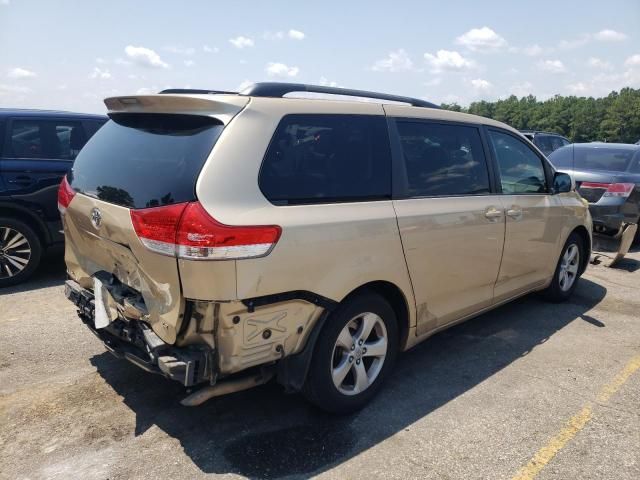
top-left (340, 280), bottom-right (412, 351)
top-left (0, 203), bottom-right (50, 247)
top-left (570, 225), bottom-right (591, 275)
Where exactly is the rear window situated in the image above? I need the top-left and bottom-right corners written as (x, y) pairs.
top-left (548, 145), bottom-right (573, 169)
top-left (574, 147), bottom-right (639, 173)
top-left (259, 114), bottom-right (391, 205)
top-left (69, 114), bottom-right (223, 209)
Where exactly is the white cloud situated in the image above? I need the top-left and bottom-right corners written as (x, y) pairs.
top-left (95, 57), bottom-right (108, 64)
top-left (183, 60), bottom-right (195, 67)
top-left (288, 29), bottom-right (305, 40)
top-left (522, 44), bottom-right (544, 56)
top-left (625, 54), bottom-right (640, 67)
top-left (587, 57), bottom-right (612, 70)
top-left (7, 67), bottom-right (36, 79)
top-left (567, 82), bottom-right (588, 94)
top-left (558, 34), bottom-right (590, 50)
top-left (136, 86), bottom-right (159, 95)
top-left (229, 36), bottom-right (254, 49)
top-left (471, 78), bottom-right (492, 91)
top-left (114, 57), bottom-right (131, 66)
top-left (594, 29), bottom-right (627, 42)
top-left (88, 67), bottom-right (112, 79)
top-left (265, 62), bottom-right (299, 78)
top-left (237, 80), bottom-right (254, 92)
top-left (423, 77), bottom-right (442, 87)
top-left (424, 50), bottom-right (475, 73)
top-left (166, 46), bottom-right (196, 56)
top-left (319, 76), bottom-right (339, 87)
top-left (264, 31), bottom-right (285, 40)
top-left (456, 26), bottom-right (507, 52)
top-left (372, 49), bottom-right (414, 72)
top-left (538, 59), bottom-right (566, 73)
top-left (509, 81), bottom-right (533, 97)
top-left (0, 84), bottom-right (30, 95)
top-left (124, 46), bottom-right (169, 68)
top-left (203, 45), bottom-right (219, 53)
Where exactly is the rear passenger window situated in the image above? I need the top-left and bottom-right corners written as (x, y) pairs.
top-left (7, 119), bottom-right (86, 160)
top-left (396, 121), bottom-right (490, 197)
top-left (259, 114), bottom-right (391, 205)
top-left (489, 130), bottom-right (547, 194)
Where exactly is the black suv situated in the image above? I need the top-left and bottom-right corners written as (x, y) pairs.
top-left (0, 109), bottom-right (106, 286)
top-left (520, 130), bottom-right (570, 156)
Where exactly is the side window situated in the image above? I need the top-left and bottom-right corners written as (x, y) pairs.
top-left (9, 120), bottom-right (44, 158)
top-left (396, 121), bottom-right (490, 197)
top-left (489, 130), bottom-right (547, 194)
top-left (259, 114), bottom-right (391, 205)
top-left (51, 121), bottom-right (86, 160)
top-left (550, 136), bottom-right (567, 152)
top-left (8, 119), bottom-right (86, 160)
top-left (534, 135), bottom-right (554, 156)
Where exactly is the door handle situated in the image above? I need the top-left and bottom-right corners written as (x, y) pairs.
top-left (484, 206), bottom-right (504, 221)
top-left (506, 207), bottom-right (523, 220)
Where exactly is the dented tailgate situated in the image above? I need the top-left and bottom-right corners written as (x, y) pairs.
top-left (62, 94), bottom-right (250, 344)
top-left (64, 194), bottom-right (184, 343)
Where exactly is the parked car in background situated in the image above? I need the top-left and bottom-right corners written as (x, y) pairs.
top-left (0, 109), bottom-right (106, 286)
top-left (549, 143), bottom-right (640, 250)
top-left (61, 83), bottom-right (591, 413)
top-left (521, 130), bottom-right (571, 156)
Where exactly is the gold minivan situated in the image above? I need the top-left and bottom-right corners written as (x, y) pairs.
top-left (60, 83), bottom-right (591, 413)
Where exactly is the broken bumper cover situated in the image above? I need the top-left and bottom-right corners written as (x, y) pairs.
top-left (64, 279), bottom-right (212, 387)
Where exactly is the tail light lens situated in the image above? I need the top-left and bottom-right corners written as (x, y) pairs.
top-left (130, 201), bottom-right (281, 260)
top-left (57, 175), bottom-right (76, 213)
top-left (580, 182), bottom-right (635, 198)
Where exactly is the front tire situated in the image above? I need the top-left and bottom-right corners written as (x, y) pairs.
top-left (542, 232), bottom-right (584, 302)
top-left (0, 217), bottom-right (42, 288)
top-left (303, 292), bottom-right (398, 414)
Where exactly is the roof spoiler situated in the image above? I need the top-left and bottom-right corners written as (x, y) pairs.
top-left (103, 94), bottom-right (249, 124)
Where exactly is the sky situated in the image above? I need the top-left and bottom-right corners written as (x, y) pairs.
top-left (1, 0), bottom-right (639, 114)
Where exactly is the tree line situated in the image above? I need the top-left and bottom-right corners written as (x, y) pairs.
top-left (441, 87), bottom-right (640, 144)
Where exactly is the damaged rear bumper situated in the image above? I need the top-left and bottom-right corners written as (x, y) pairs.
top-left (65, 279), bottom-right (213, 387)
top-left (591, 222), bottom-right (638, 267)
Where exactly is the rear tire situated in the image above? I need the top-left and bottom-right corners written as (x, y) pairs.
top-left (303, 292), bottom-right (398, 414)
top-left (542, 232), bottom-right (584, 302)
top-left (0, 217), bottom-right (42, 288)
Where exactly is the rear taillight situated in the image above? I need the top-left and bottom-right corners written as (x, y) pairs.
top-left (130, 201), bottom-right (281, 260)
top-left (57, 175), bottom-right (76, 213)
top-left (580, 182), bottom-right (635, 198)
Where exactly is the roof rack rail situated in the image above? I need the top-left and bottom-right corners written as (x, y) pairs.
top-left (240, 82), bottom-right (440, 109)
top-left (159, 88), bottom-right (238, 95)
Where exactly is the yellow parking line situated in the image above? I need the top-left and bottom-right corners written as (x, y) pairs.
top-left (511, 354), bottom-right (640, 480)
top-left (597, 355), bottom-right (640, 403)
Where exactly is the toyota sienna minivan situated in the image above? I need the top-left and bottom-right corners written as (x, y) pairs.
top-left (60, 83), bottom-right (591, 413)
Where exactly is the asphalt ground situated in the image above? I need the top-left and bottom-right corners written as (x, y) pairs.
top-left (1, 249), bottom-right (639, 480)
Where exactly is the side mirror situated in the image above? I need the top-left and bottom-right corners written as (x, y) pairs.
top-left (553, 172), bottom-right (573, 194)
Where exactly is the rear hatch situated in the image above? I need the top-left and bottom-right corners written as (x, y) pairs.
top-left (62, 94), bottom-right (248, 343)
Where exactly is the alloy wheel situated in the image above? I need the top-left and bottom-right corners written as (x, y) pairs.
top-left (0, 227), bottom-right (32, 279)
top-left (559, 243), bottom-right (579, 291)
top-left (331, 312), bottom-right (388, 396)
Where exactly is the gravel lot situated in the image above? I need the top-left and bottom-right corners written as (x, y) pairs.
top-left (1, 249), bottom-right (639, 480)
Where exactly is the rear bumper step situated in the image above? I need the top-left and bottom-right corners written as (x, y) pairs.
top-left (65, 279), bottom-right (212, 387)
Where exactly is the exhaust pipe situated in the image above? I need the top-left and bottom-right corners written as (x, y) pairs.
top-left (181, 370), bottom-right (275, 406)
